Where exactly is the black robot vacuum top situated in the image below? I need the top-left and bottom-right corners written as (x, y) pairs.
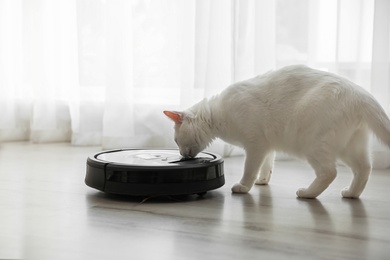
top-left (85, 149), bottom-right (225, 196)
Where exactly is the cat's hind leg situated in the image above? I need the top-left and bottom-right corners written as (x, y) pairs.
top-left (232, 149), bottom-right (267, 193)
top-left (297, 153), bottom-right (337, 199)
top-left (340, 127), bottom-right (372, 198)
top-left (255, 151), bottom-right (275, 185)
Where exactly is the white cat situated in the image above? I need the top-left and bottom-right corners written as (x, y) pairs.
top-left (164, 65), bottom-right (390, 198)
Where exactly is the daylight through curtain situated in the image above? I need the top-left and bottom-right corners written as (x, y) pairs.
top-left (0, 0), bottom-right (389, 168)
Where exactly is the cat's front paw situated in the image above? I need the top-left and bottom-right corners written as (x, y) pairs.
top-left (296, 188), bottom-right (317, 199)
top-left (255, 177), bottom-right (270, 185)
top-left (231, 183), bottom-right (251, 193)
top-left (256, 170), bottom-right (272, 185)
top-left (341, 187), bottom-right (360, 199)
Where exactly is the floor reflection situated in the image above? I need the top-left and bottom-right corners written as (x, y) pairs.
top-left (342, 198), bottom-right (369, 238)
top-left (297, 198), bottom-right (334, 231)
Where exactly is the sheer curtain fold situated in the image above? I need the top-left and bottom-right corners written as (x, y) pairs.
top-left (0, 0), bottom-right (23, 140)
top-left (371, 0), bottom-right (390, 110)
top-left (102, 0), bottom-right (135, 148)
top-left (0, 0), bottom-right (389, 168)
top-left (22, 0), bottom-right (78, 142)
top-left (370, 0), bottom-right (390, 169)
top-left (233, 0), bottom-right (276, 82)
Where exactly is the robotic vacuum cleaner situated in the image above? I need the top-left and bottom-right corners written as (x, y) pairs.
top-left (85, 149), bottom-right (225, 196)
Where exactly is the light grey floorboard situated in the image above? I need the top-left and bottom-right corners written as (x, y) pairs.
top-left (0, 142), bottom-right (389, 260)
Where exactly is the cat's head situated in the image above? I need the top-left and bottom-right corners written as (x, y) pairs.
top-left (164, 110), bottom-right (213, 158)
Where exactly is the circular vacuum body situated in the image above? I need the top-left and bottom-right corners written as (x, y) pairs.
top-left (85, 149), bottom-right (225, 196)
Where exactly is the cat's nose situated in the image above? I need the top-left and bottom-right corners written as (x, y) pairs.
top-left (180, 148), bottom-right (193, 158)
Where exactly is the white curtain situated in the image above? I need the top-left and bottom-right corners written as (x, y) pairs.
top-left (0, 0), bottom-right (389, 168)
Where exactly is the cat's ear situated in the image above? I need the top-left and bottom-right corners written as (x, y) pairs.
top-left (163, 110), bottom-right (185, 124)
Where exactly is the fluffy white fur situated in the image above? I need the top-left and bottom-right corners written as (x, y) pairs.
top-left (164, 65), bottom-right (390, 198)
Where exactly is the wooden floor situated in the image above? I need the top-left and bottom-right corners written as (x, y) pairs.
top-left (1, 142), bottom-right (390, 260)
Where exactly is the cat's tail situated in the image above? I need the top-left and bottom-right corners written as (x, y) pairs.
top-left (362, 94), bottom-right (390, 149)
